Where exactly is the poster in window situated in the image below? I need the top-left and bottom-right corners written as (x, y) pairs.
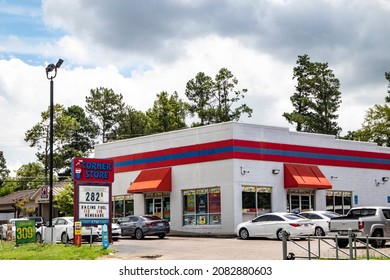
top-left (209, 192), bottom-right (221, 213)
top-left (185, 193), bottom-right (195, 213)
top-left (197, 193), bottom-right (207, 214)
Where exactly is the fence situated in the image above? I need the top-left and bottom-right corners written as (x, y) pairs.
top-left (281, 230), bottom-right (390, 260)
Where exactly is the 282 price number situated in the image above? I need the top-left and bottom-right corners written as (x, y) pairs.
top-left (85, 191), bottom-right (103, 202)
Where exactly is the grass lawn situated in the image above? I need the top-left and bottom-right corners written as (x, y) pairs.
top-left (0, 241), bottom-right (114, 260)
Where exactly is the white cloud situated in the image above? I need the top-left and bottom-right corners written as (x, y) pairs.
top-left (1, 0), bottom-right (390, 174)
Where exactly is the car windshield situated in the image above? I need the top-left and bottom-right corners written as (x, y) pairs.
top-left (69, 218), bottom-right (74, 222)
top-left (349, 208), bottom-right (377, 218)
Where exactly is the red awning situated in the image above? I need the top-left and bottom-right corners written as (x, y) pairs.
top-left (284, 163), bottom-right (332, 189)
top-left (127, 167), bottom-right (171, 193)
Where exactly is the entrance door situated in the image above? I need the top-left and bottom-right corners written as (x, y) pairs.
top-left (145, 197), bottom-right (163, 218)
top-left (153, 198), bottom-right (162, 218)
top-left (145, 196), bottom-right (170, 220)
top-left (287, 193), bottom-right (313, 212)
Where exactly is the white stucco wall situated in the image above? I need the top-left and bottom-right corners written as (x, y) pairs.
top-left (95, 122), bottom-right (390, 235)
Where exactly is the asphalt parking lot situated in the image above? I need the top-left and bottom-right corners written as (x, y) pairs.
top-left (98, 235), bottom-right (325, 260)
top-left (98, 235), bottom-right (390, 260)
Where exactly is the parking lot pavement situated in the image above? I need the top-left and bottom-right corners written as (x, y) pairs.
top-left (98, 236), bottom-right (390, 260)
top-left (98, 236), bottom-right (316, 260)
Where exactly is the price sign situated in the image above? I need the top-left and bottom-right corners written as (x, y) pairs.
top-left (79, 185), bottom-right (109, 203)
top-left (78, 185), bottom-right (110, 225)
top-left (15, 220), bottom-right (36, 245)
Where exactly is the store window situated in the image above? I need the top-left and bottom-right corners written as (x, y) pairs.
top-left (183, 187), bottom-right (221, 226)
top-left (242, 186), bottom-right (272, 221)
top-left (326, 191), bottom-right (352, 215)
top-left (112, 195), bottom-right (134, 222)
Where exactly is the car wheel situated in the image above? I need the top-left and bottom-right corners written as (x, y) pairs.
top-left (61, 232), bottom-right (69, 244)
top-left (36, 232), bottom-right (42, 243)
top-left (276, 228), bottom-right (290, 241)
top-left (315, 227), bottom-right (325, 236)
top-left (370, 230), bottom-right (385, 248)
top-left (158, 234), bottom-right (166, 239)
top-left (135, 229), bottom-right (144, 240)
top-left (239, 228), bottom-right (249, 240)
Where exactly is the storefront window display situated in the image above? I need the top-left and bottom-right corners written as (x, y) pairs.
top-left (183, 187), bottom-right (221, 226)
top-left (112, 195), bottom-right (134, 221)
top-left (326, 191), bottom-right (352, 215)
top-left (242, 186), bottom-right (272, 220)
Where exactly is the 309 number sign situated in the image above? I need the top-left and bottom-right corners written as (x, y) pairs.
top-left (15, 220), bottom-right (36, 245)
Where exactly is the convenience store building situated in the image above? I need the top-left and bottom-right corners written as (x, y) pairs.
top-left (94, 122), bottom-right (390, 235)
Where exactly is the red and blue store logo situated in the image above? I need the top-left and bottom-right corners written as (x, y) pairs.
top-left (72, 157), bottom-right (114, 183)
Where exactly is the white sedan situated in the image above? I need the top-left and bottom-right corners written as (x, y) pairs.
top-left (96, 223), bottom-right (121, 241)
top-left (36, 217), bottom-right (99, 244)
top-left (299, 211), bottom-right (341, 236)
top-left (236, 212), bottom-right (314, 240)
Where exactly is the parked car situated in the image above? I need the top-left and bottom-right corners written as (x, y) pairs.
top-left (329, 206), bottom-right (390, 248)
top-left (36, 217), bottom-right (99, 244)
top-left (119, 215), bottom-right (170, 239)
top-left (236, 212), bottom-right (314, 240)
top-left (96, 223), bottom-right (121, 241)
top-left (299, 211), bottom-right (341, 236)
top-left (27, 216), bottom-right (45, 227)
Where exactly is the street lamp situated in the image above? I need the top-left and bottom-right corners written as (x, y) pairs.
top-left (45, 59), bottom-right (63, 231)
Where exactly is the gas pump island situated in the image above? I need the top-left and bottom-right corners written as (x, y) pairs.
top-left (71, 157), bottom-right (114, 248)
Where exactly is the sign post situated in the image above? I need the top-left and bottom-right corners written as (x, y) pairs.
top-left (72, 157), bottom-right (114, 246)
top-left (101, 224), bottom-right (109, 249)
top-left (74, 221), bottom-right (82, 247)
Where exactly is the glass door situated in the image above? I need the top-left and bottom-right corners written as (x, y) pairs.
top-left (154, 198), bottom-right (162, 218)
top-left (287, 192), bottom-right (314, 212)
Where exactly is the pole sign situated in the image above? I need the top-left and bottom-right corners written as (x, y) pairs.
top-left (72, 157), bottom-right (114, 229)
top-left (15, 220), bottom-right (36, 245)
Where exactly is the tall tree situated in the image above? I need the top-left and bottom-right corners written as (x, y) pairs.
top-left (185, 72), bottom-right (215, 126)
top-left (25, 104), bottom-right (80, 177)
top-left (15, 162), bottom-right (46, 190)
top-left (85, 87), bottom-right (125, 143)
top-left (145, 91), bottom-right (189, 134)
top-left (59, 105), bottom-right (98, 176)
top-left (344, 104), bottom-right (390, 147)
top-left (385, 71), bottom-right (390, 103)
top-left (213, 68), bottom-right (252, 123)
top-left (111, 105), bottom-right (148, 140)
top-left (283, 54), bottom-right (314, 132)
top-left (283, 55), bottom-right (342, 136)
top-left (0, 152), bottom-right (10, 182)
top-left (185, 68), bottom-right (252, 126)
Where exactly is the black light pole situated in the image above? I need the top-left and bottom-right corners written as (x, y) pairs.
top-left (45, 59), bottom-right (63, 230)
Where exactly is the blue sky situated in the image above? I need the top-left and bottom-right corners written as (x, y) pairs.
top-left (1, 0), bottom-right (390, 174)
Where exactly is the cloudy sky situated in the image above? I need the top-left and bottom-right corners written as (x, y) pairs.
top-left (1, 0), bottom-right (390, 174)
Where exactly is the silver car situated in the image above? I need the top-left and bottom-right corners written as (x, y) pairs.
top-left (119, 215), bottom-right (170, 240)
